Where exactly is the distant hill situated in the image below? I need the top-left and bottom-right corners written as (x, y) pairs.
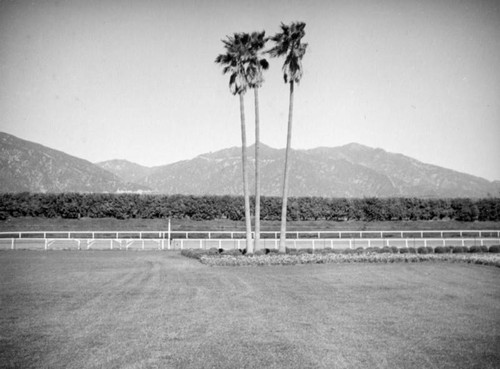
top-left (98, 143), bottom-right (500, 198)
top-left (0, 132), bottom-right (150, 193)
top-left (2, 131), bottom-right (499, 197)
top-left (96, 159), bottom-right (153, 185)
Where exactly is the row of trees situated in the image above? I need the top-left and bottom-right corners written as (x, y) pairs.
top-left (215, 22), bottom-right (308, 252)
top-left (1, 193), bottom-right (498, 222)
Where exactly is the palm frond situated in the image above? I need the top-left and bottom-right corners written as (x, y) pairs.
top-left (268, 21), bottom-right (307, 84)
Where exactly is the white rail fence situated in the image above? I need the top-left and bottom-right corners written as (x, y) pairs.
top-left (0, 230), bottom-right (499, 251)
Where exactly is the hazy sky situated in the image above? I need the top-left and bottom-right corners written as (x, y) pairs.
top-left (1, 0), bottom-right (499, 181)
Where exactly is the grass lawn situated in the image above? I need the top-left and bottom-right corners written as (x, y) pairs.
top-left (1, 251), bottom-right (499, 369)
top-left (1, 217), bottom-right (499, 232)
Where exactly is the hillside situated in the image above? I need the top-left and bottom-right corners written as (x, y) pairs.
top-left (96, 159), bottom-right (153, 185)
top-left (0, 132), bottom-right (150, 193)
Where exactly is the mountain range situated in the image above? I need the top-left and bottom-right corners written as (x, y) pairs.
top-left (0, 132), bottom-right (148, 193)
top-left (1, 131), bottom-right (499, 197)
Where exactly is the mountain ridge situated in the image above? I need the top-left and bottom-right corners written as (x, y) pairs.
top-left (0, 132), bottom-right (150, 193)
top-left (1, 131), bottom-right (498, 197)
top-left (99, 142), bottom-right (499, 198)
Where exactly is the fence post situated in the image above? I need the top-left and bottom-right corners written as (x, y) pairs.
top-left (167, 218), bottom-right (171, 250)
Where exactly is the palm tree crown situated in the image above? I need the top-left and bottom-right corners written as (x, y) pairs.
top-left (215, 32), bottom-right (269, 95)
top-left (267, 22), bottom-right (308, 84)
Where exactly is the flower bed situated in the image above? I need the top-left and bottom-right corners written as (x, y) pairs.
top-left (181, 245), bottom-right (500, 267)
top-left (198, 252), bottom-right (500, 267)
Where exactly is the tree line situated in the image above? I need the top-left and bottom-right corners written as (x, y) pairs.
top-left (0, 193), bottom-right (498, 222)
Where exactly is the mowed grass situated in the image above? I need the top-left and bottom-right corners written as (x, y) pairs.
top-left (1, 217), bottom-right (499, 231)
top-left (1, 251), bottom-right (499, 369)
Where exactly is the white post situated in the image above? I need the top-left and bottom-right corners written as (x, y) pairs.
top-left (44, 239), bottom-right (47, 250)
top-left (11, 238), bottom-right (14, 250)
top-left (200, 240), bottom-right (202, 249)
top-left (168, 218), bottom-right (171, 250)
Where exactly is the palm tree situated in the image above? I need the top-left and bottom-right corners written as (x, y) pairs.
top-left (215, 33), bottom-right (254, 253)
top-left (246, 31), bottom-right (269, 252)
top-left (268, 22), bottom-right (308, 253)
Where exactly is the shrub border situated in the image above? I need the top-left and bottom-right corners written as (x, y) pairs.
top-left (180, 245), bottom-right (500, 267)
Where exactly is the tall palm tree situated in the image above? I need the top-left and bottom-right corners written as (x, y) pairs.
top-left (215, 33), bottom-right (254, 253)
top-left (268, 22), bottom-right (308, 253)
top-left (246, 31), bottom-right (269, 252)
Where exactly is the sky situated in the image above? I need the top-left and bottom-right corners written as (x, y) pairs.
top-left (1, 0), bottom-right (499, 181)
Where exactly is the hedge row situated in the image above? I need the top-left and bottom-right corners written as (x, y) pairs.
top-left (0, 193), bottom-right (499, 221)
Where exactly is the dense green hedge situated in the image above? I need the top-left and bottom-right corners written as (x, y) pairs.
top-left (0, 193), bottom-right (499, 221)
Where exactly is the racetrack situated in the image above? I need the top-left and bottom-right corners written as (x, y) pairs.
top-left (1, 251), bottom-right (499, 369)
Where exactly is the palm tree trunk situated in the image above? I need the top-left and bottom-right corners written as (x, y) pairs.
top-left (254, 88), bottom-right (261, 252)
top-left (240, 93), bottom-right (253, 253)
top-left (279, 81), bottom-right (294, 253)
